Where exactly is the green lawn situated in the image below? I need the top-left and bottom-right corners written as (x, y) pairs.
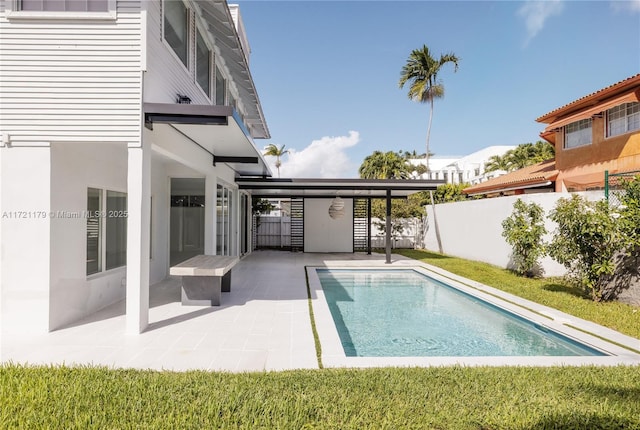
top-left (2, 249), bottom-right (639, 429)
top-left (2, 365), bottom-right (639, 429)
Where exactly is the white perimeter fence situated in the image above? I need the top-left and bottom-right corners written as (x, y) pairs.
top-left (423, 191), bottom-right (605, 277)
top-left (255, 216), bottom-right (424, 249)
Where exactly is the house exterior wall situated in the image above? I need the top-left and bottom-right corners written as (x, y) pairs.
top-left (0, 146), bottom-right (52, 334)
top-left (49, 143), bottom-right (128, 330)
top-left (423, 192), bottom-right (604, 277)
top-left (555, 117), bottom-right (640, 171)
top-left (304, 199), bottom-right (354, 253)
top-left (0, 0), bottom-right (143, 334)
top-left (0, 0), bottom-right (143, 145)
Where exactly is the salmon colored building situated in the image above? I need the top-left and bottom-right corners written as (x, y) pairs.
top-left (464, 74), bottom-right (640, 196)
top-left (538, 73), bottom-right (640, 192)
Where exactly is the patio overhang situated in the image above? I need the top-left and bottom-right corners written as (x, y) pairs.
top-left (236, 178), bottom-right (444, 198)
top-left (144, 103), bottom-right (272, 177)
top-left (239, 177), bottom-right (445, 264)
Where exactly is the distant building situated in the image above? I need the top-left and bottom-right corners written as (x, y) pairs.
top-left (409, 145), bottom-right (517, 185)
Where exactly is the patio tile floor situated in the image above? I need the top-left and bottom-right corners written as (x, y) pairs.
top-left (1, 250), bottom-right (402, 372)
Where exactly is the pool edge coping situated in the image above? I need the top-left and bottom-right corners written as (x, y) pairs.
top-left (307, 259), bottom-right (640, 369)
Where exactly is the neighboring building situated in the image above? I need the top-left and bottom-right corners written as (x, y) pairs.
top-left (463, 74), bottom-right (640, 196)
top-left (410, 145), bottom-right (516, 185)
top-left (462, 159), bottom-right (558, 197)
top-left (538, 73), bottom-right (640, 192)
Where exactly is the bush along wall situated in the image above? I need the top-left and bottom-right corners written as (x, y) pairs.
top-left (500, 176), bottom-right (640, 302)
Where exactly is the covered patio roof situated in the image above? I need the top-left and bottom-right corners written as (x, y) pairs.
top-left (237, 178), bottom-right (444, 198)
top-left (144, 103), bottom-right (272, 177)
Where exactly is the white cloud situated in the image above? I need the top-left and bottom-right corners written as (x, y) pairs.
top-left (264, 131), bottom-right (360, 178)
top-left (518, 0), bottom-right (565, 46)
top-left (611, 0), bottom-right (640, 13)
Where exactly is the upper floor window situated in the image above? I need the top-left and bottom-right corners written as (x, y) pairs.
top-left (196, 29), bottom-right (211, 97)
top-left (19, 0), bottom-right (108, 11)
top-left (164, 0), bottom-right (189, 68)
top-left (9, 0), bottom-right (115, 18)
top-left (607, 102), bottom-right (640, 138)
top-left (564, 118), bottom-right (592, 149)
top-left (215, 65), bottom-right (226, 105)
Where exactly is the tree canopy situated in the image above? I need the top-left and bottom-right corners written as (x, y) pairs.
top-left (485, 141), bottom-right (555, 173)
top-left (358, 151), bottom-right (412, 179)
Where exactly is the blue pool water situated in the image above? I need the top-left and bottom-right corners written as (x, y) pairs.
top-left (317, 269), bottom-right (606, 357)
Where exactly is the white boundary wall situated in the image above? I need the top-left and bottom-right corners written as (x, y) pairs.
top-left (424, 192), bottom-right (605, 277)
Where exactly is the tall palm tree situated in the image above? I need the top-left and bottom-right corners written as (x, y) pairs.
top-left (399, 45), bottom-right (459, 171)
top-left (263, 143), bottom-right (289, 178)
top-left (359, 151), bottom-right (411, 179)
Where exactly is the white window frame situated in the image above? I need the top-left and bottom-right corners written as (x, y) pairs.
top-left (6, 0), bottom-right (116, 20)
top-left (214, 63), bottom-right (227, 106)
top-left (162, 0), bottom-right (190, 70)
top-left (606, 102), bottom-right (640, 138)
top-left (564, 118), bottom-right (592, 149)
top-left (195, 27), bottom-right (212, 99)
top-left (86, 187), bottom-right (127, 277)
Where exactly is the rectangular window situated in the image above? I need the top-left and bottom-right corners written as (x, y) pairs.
top-left (105, 191), bottom-right (127, 270)
top-left (196, 29), bottom-right (211, 97)
top-left (216, 184), bottom-right (233, 256)
top-left (19, 0), bottom-right (108, 12)
top-left (607, 102), bottom-right (640, 137)
top-left (564, 118), bottom-right (592, 149)
top-left (215, 65), bottom-right (226, 106)
top-left (163, 0), bottom-right (189, 68)
top-left (86, 188), bottom-right (102, 276)
top-left (87, 188), bottom-right (127, 276)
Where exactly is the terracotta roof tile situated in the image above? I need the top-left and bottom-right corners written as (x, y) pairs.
top-left (463, 159), bottom-right (558, 195)
top-left (536, 74), bottom-right (640, 123)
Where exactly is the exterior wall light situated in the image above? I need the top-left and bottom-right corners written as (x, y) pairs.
top-left (328, 196), bottom-right (345, 219)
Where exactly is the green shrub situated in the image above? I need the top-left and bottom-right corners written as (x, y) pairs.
top-left (547, 195), bottom-right (623, 301)
top-left (501, 199), bottom-right (547, 277)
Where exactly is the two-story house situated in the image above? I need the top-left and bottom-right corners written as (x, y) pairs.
top-left (537, 73), bottom-right (640, 192)
top-left (463, 74), bottom-right (640, 196)
top-left (0, 0), bottom-right (271, 335)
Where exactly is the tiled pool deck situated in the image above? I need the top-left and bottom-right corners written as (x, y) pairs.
top-left (2, 250), bottom-right (639, 371)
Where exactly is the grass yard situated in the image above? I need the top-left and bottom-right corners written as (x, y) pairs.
top-left (2, 249), bottom-right (639, 429)
top-left (2, 365), bottom-right (639, 429)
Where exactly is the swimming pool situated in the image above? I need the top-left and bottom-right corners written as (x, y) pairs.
top-left (316, 269), bottom-right (603, 357)
top-left (309, 264), bottom-right (640, 367)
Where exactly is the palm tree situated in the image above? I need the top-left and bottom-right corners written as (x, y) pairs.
top-left (484, 154), bottom-right (510, 173)
top-left (399, 45), bottom-right (459, 171)
top-left (263, 143), bottom-right (289, 178)
top-left (359, 151), bottom-right (412, 179)
top-left (485, 141), bottom-right (556, 173)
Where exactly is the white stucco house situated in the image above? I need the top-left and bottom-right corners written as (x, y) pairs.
top-left (0, 0), bottom-right (441, 337)
top-left (409, 145), bottom-right (517, 185)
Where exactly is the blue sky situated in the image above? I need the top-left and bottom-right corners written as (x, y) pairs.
top-left (236, 0), bottom-right (640, 178)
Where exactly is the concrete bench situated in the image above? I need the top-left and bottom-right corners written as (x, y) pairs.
top-left (169, 255), bottom-right (239, 306)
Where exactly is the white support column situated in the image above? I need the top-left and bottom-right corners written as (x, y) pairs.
top-left (126, 141), bottom-right (151, 334)
top-left (204, 174), bottom-right (216, 255)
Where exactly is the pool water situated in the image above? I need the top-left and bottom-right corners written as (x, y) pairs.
top-left (316, 269), bottom-right (605, 357)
